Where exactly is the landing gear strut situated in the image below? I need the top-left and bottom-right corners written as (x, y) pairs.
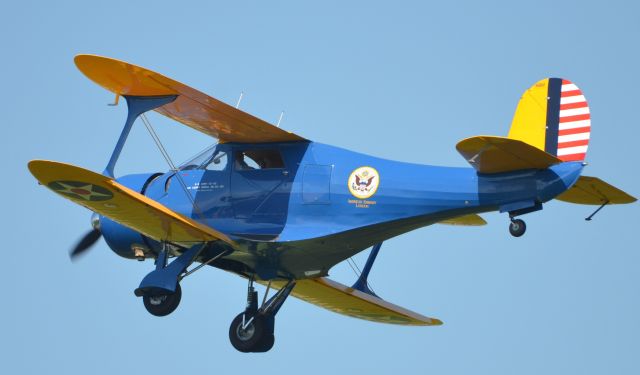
top-left (229, 277), bottom-right (296, 353)
top-left (509, 218), bottom-right (526, 237)
top-left (135, 243), bottom-right (229, 317)
top-left (502, 201), bottom-right (541, 238)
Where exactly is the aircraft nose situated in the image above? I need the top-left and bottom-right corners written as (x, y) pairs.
top-left (99, 172), bottom-right (161, 260)
top-left (91, 212), bottom-right (101, 231)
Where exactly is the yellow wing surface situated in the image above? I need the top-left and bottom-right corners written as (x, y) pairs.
top-left (74, 54), bottom-right (306, 144)
top-left (456, 135), bottom-right (562, 174)
top-left (28, 160), bottom-right (235, 246)
top-left (556, 176), bottom-right (637, 205)
top-left (264, 278), bottom-right (441, 326)
top-left (438, 213), bottom-right (487, 226)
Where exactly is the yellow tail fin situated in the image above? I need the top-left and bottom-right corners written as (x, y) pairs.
top-left (508, 78), bottom-right (591, 162)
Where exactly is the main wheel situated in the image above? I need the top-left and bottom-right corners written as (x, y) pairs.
top-left (509, 219), bottom-right (526, 237)
top-left (143, 283), bottom-right (182, 317)
top-left (229, 312), bottom-right (271, 353)
top-left (253, 334), bottom-right (275, 353)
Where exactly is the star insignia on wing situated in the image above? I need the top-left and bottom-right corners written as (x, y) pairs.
top-left (48, 181), bottom-right (113, 201)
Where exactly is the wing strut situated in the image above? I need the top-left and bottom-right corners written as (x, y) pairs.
top-left (351, 242), bottom-right (383, 297)
top-left (585, 201), bottom-right (609, 221)
top-left (104, 95), bottom-right (177, 177)
top-left (105, 94), bottom-right (208, 220)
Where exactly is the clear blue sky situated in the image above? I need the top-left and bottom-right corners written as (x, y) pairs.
top-left (3, 1), bottom-right (639, 374)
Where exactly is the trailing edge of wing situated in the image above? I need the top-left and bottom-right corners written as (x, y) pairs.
top-left (456, 136), bottom-right (562, 174)
top-left (74, 54), bottom-right (306, 144)
top-left (556, 175), bottom-right (637, 205)
top-left (28, 160), bottom-right (235, 246)
top-left (438, 213), bottom-right (487, 226)
top-left (264, 278), bottom-right (441, 326)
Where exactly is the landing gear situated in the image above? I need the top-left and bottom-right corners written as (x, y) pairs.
top-left (229, 277), bottom-right (295, 353)
top-left (143, 283), bottom-right (182, 316)
top-left (229, 313), bottom-right (274, 353)
top-left (509, 218), bottom-right (526, 237)
top-left (135, 243), bottom-right (229, 317)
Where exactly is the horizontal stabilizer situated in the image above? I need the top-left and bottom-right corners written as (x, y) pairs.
top-left (74, 54), bottom-right (306, 144)
top-left (456, 136), bottom-right (562, 174)
top-left (556, 176), bottom-right (637, 205)
top-left (28, 160), bottom-right (235, 246)
top-left (438, 213), bottom-right (487, 226)
top-left (265, 278), bottom-right (441, 326)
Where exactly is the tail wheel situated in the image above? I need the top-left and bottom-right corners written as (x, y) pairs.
top-left (142, 283), bottom-right (182, 317)
top-left (229, 312), bottom-right (272, 353)
top-left (509, 219), bottom-right (526, 237)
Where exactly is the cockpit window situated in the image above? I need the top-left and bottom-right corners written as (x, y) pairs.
top-left (235, 149), bottom-right (285, 170)
top-left (204, 151), bottom-right (228, 171)
top-left (177, 144), bottom-right (228, 171)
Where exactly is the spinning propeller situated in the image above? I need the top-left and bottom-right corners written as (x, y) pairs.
top-left (69, 213), bottom-right (101, 260)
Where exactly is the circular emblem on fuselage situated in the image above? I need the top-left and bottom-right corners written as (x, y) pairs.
top-left (348, 166), bottom-right (380, 199)
top-left (48, 180), bottom-right (113, 201)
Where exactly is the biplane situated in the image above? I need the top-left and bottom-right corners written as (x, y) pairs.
top-left (28, 55), bottom-right (636, 352)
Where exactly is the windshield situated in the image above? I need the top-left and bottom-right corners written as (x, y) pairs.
top-left (178, 143), bottom-right (228, 171)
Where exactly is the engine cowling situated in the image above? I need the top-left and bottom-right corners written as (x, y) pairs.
top-left (100, 172), bottom-right (162, 260)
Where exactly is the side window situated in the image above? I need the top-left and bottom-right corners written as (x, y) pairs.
top-left (235, 150), bottom-right (285, 170)
top-left (204, 151), bottom-right (228, 171)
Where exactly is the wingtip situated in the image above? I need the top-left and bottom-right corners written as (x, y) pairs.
top-left (27, 159), bottom-right (49, 177)
top-left (430, 318), bottom-right (444, 326)
top-left (417, 317), bottom-right (443, 326)
top-left (73, 54), bottom-right (97, 69)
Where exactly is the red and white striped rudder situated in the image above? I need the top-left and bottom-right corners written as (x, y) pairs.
top-left (557, 79), bottom-right (590, 161)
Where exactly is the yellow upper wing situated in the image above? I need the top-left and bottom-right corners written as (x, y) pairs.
top-left (456, 135), bottom-right (562, 174)
top-left (265, 278), bottom-right (441, 326)
top-left (556, 176), bottom-right (637, 205)
top-left (74, 54), bottom-right (306, 144)
top-left (28, 160), bottom-right (235, 246)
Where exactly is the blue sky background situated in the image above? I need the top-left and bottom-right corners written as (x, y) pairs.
top-left (2, 1), bottom-right (639, 373)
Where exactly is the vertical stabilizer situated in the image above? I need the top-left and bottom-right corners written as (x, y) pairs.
top-left (508, 78), bottom-right (590, 162)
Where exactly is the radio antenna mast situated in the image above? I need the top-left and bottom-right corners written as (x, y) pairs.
top-left (235, 91), bottom-right (244, 109)
top-left (276, 111), bottom-right (284, 127)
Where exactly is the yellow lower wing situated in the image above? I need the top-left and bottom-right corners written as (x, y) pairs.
top-left (457, 136), bottom-right (562, 174)
top-left (556, 176), bottom-right (637, 205)
top-left (438, 213), bottom-right (486, 226)
top-left (28, 160), bottom-right (235, 246)
top-left (265, 278), bottom-right (441, 326)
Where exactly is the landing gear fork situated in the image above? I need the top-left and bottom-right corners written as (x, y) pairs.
top-left (509, 217), bottom-right (526, 237)
top-left (229, 276), bottom-right (296, 353)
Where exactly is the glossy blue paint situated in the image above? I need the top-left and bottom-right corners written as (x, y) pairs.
top-left (104, 140), bottom-right (584, 279)
top-left (302, 164), bottom-right (332, 204)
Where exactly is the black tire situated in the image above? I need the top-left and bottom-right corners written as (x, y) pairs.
top-left (509, 219), bottom-right (526, 237)
top-left (253, 334), bottom-right (275, 353)
top-left (229, 312), bottom-right (269, 353)
top-left (142, 283), bottom-right (182, 317)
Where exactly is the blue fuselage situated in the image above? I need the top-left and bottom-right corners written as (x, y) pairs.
top-left (101, 141), bottom-right (583, 279)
